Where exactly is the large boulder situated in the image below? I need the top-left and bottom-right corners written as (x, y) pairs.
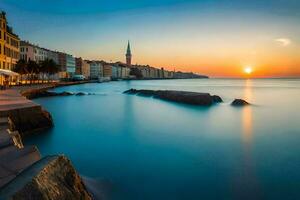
top-left (0, 155), bottom-right (93, 200)
top-left (8, 106), bottom-right (53, 137)
top-left (231, 99), bottom-right (250, 106)
top-left (124, 89), bottom-right (222, 106)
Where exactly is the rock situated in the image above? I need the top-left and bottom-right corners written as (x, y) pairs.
top-left (7, 106), bottom-right (54, 137)
top-left (60, 91), bottom-right (73, 96)
top-left (0, 155), bottom-right (93, 200)
top-left (123, 89), bottom-right (137, 94)
top-left (124, 89), bottom-right (223, 106)
top-left (231, 99), bottom-right (250, 106)
top-left (75, 92), bottom-right (86, 96)
top-left (22, 89), bottom-right (74, 99)
top-left (212, 95), bottom-right (223, 103)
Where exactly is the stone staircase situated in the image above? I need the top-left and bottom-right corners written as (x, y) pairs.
top-left (0, 117), bottom-right (41, 188)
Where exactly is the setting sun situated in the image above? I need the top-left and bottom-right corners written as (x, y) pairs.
top-left (244, 67), bottom-right (253, 75)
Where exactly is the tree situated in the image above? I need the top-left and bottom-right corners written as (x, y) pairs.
top-left (40, 59), bottom-right (59, 82)
top-left (27, 59), bottom-right (39, 84)
top-left (14, 59), bottom-right (28, 85)
top-left (130, 67), bottom-right (143, 79)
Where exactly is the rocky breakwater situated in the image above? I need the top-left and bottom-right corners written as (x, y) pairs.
top-left (0, 155), bottom-right (93, 200)
top-left (124, 89), bottom-right (223, 106)
top-left (22, 88), bottom-right (95, 100)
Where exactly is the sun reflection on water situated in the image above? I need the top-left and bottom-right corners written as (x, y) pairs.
top-left (242, 79), bottom-right (253, 145)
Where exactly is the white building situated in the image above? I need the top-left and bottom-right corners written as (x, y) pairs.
top-left (89, 61), bottom-right (103, 79)
top-left (20, 41), bottom-right (59, 64)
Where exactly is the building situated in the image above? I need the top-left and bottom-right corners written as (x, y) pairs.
top-left (126, 41), bottom-right (132, 67)
top-left (75, 57), bottom-right (83, 75)
top-left (47, 50), bottom-right (59, 64)
top-left (66, 54), bottom-right (76, 76)
top-left (121, 66), bottom-right (130, 78)
top-left (103, 63), bottom-right (112, 78)
top-left (20, 41), bottom-right (59, 64)
top-left (112, 62), bottom-right (131, 79)
top-left (75, 57), bottom-right (90, 79)
top-left (89, 61), bottom-right (103, 79)
top-left (82, 60), bottom-right (90, 79)
top-left (164, 70), bottom-right (174, 79)
top-left (58, 52), bottom-right (75, 78)
top-left (0, 11), bottom-right (20, 71)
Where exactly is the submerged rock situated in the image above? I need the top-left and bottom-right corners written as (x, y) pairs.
top-left (0, 155), bottom-right (93, 200)
top-left (75, 92), bottom-right (86, 96)
top-left (60, 91), bottom-right (74, 96)
top-left (124, 89), bottom-right (222, 106)
top-left (212, 95), bottom-right (223, 103)
top-left (231, 99), bottom-right (250, 106)
top-left (22, 89), bottom-right (74, 99)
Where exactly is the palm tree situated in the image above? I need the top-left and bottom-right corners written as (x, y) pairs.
top-left (40, 59), bottom-right (59, 82)
top-left (39, 59), bottom-right (48, 83)
top-left (27, 59), bottom-right (39, 84)
top-left (14, 59), bottom-right (28, 85)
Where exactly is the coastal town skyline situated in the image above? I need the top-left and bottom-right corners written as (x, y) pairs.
top-left (1, 0), bottom-right (300, 78)
top-left (0, 1), bottom-right (300, 199)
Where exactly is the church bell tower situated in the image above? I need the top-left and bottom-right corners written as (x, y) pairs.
top-left (126, 41), bottom-right (132, 66)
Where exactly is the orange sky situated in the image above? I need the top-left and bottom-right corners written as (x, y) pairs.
top-left (3, 0), bottom-right (300, 78)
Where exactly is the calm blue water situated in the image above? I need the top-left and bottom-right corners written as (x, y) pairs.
top-left (26, 79), bottom-right (300, 200)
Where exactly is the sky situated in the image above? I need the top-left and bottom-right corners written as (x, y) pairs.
top-left (0, 0), bottom-right (299, 78)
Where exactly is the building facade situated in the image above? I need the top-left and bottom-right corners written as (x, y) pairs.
top-left (82, 60), bottom-right (90, 79)
top-left (66, 54), bottom-right (75, 75)
top-left (0, 12), bottom-right (20, 71)
top-left (89, 61), bottom-right (103, 79)
top-left (20, 41), bottom-right (59, 64)
top-left (75, 57), bottom-right (90, 79)
top-left (47, 50), bottom-right (59, 64)
top-left (75, 57), bottom-right (83, 75)
top-left (57, 52), bottom-right (75, 78)
top-left (103, 63), bottom-right (112, 78)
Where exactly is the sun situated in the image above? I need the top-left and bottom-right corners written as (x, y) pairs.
top-left (244, 67), bottom-right (253, 75)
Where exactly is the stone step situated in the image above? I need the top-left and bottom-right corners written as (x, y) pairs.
top-left (0, 137), bottom-right (14, 150)
top-left (0, 145), bottom-right (18, 157)
top-left (0, 117), bottom-right (8, 126)
top-left (0, 125), bottom-right (8, 131)
top-left (0, 146), bottom-right (40, 169)
top-left (0, 146), bottom-right (41, 188)
top-left (0, 130), bottom-right (11, 142)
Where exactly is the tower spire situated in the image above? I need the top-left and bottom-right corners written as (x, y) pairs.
top-left (126, 40), bottom-right (132, 66)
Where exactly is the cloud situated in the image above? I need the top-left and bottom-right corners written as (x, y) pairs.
top-left (275, 38), bottom-right (291, 46)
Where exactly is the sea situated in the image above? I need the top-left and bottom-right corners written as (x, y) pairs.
top-left (26, 78), bottom-right (300, 200)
